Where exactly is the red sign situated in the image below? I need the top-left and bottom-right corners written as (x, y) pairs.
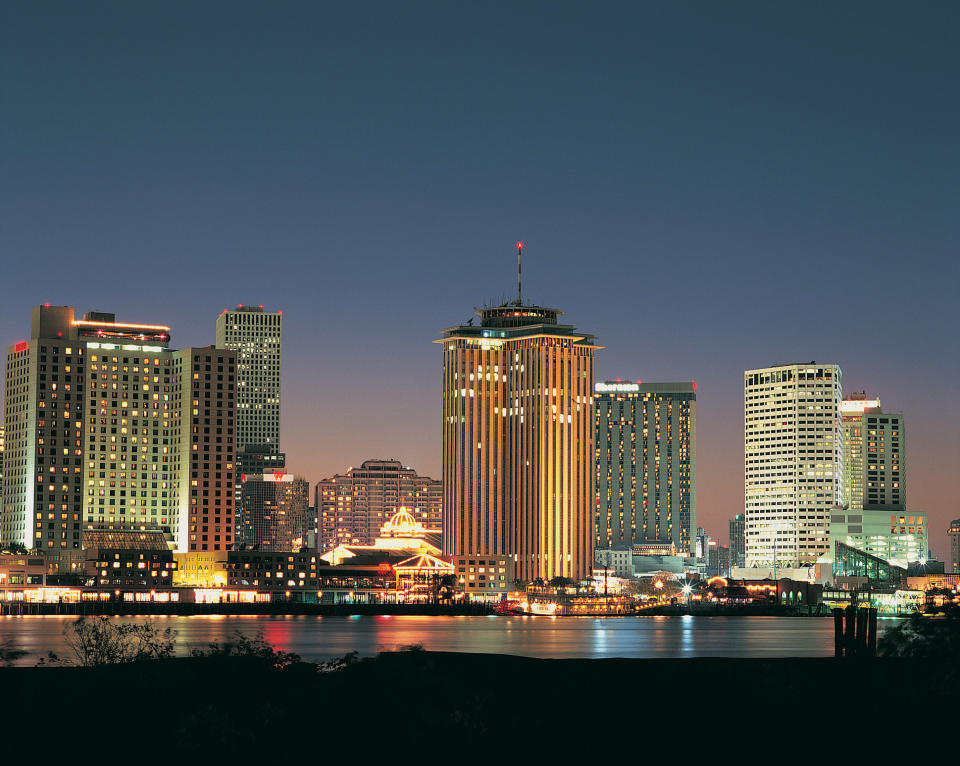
top-left (14, 341), bottom-right (28, 353)
top-left (272, 470), bottom-right (286, 481)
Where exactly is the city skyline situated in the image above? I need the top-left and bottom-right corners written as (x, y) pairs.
top-left (1, 4), bottom-right (957, 555)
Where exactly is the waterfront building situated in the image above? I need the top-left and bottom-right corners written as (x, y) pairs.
top-left (238, 471), bottom-right (310, 551)
top-left (0, 553), bottom-right (46, 591)
top-left (594, 381), bottom-right (696, 554)
top-left (832, 541), bottom-right (907, 590)
top-left (215, 305), bottom-right (282, 453)
top-left (83, 528), bottom-right (177, 589)
top-left (2, 306), bottom-right (236, 557)
top-left (729, 514), bottom-right (745, 568)
top-left (950, 519), bottom-right (960, 574)
top-left (315, 459), bottom-right (442, 552)
top-left (594, 545), bottom-right (634, 578)
top-left (452, 554), bottom-right (513, 598)
top-left (226, 550), bottom-right (319, 592)
top-left (173, 347), bottom-right (237, 553)
top-left (437, 262), bottom-right (599, 583)
top-left (173, 551), bottom-right (228, 588)
top-left (744, 363), bottom-right (843, 568)
top-left (319, 507), bottom-right (441, 566)
top-left (829, 509), bottom-right (928, 569)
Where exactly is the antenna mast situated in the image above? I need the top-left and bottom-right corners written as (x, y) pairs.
top-left (516, 241), bottom-right (524, 305)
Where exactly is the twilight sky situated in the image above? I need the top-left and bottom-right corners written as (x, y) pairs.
top-left (2, 2), bottom-right (957, 554)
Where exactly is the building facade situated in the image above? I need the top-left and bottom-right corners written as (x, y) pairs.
top-left (829, 509), bottom-right (928, 569)
top-left (2, 306), bottom-right (235, 556)
top-left (729, 513), bottom-right (745, 568)
top-left (438, 299), bottom-right (598, 583)
top-left (594, 381), bottom-right (696, 555)
top-left (315, 459), bottom-right (442, 552)
top-left (744, 363), bottom-right (842, 568)
top-left (238, 471), bottom-right (310, 551)
top-left (840, 393), bottom-right (904, 512)
top-left (215, 305), bottom-right (282, 453)
top-left (948, 518), bottom-right (960, 574)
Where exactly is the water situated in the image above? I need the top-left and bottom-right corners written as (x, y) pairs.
top-left (0, 613), bottom-right (879, 665)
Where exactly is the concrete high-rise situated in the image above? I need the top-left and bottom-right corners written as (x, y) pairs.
top-left (744, 363), bottom-right (842, 568)
top-left (438, 260), bottom-right (599, 583)
top-left (2, 306), bottom-right (235, 555)
top-left (594, 381), bottom-right (696, 555)
top-left (215, 306), bottom-right (282, 452)
top-left (315, 459), bottom-right (441, 552)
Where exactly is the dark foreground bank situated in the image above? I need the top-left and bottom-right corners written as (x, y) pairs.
top-left (2, 648), bottom-right (957, 756)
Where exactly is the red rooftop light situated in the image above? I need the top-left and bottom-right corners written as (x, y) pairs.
top-left (43, 302), bottom-right (50, 308)
top-left (636, 380), bottom-right (642, 385)
top-left (692, 381), bottom-right (697, 391)
top-left (516, 241), bottom-right (524, 249)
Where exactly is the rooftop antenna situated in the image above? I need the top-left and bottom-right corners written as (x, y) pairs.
top-left (516, 241), bottom-right (524, 305)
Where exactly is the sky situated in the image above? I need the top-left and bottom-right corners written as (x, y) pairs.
top-left (2, 2), bottom-right (958, 554)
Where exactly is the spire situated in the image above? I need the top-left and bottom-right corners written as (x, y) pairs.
top-left (516, 241), bottom-right (524, 305)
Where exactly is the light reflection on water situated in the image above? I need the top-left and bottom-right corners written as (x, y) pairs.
top-left (0, 613), bottom-right (874, 666)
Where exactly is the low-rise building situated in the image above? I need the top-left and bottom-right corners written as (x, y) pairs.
top-left (452, 555), bottom-right (513, 599)
top-left (173, 551), bottom-right (229, 588)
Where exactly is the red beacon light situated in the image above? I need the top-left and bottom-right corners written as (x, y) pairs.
top-left (636, 380), bottom-right (642, 385)
top-left (692, 381), bottom-right (697, 391)
top-left (516, 241), bottom-right (524, 250)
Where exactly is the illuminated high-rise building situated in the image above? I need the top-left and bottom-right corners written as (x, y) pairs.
top-left (438, 248), bottom-right (599, 583)
top-left (215, 305), bottom-right (282, 452)
top-left (594, 381), bottom-right (696, 554)
top-left (744, 363), bottom-right (842, 568)
top-left (315, 459), bottom-right (441, 552)
top-left (2, 305), bottom-right (235, 556)
top-left (238, 471), bottom-right (310, 551)
top-left (840, 393), bottom-right (905, 512)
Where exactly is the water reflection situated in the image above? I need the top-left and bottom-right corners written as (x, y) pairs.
top-left (0, 613), bottom-right (866, 666)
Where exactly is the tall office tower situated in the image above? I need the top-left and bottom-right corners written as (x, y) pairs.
top-left (2, 306), bottom-right (235, 554)
top-left (438, 268), bottom-right (599, 583)
top-left (950, 519), bottom-right (960, 574)
top-left (215, 306), bottom-right (282, 453)
top-left (744, 363), bottom-right (843, 568)
top-left (172, 347), bottom-right (237, 552)
top-left (729, 513), bottom-right (745, 568)
top-left (238, 471), bottom-right (309, 551)
top-left (594, 381), bottom-right (696, 554)
top-left (315, 459), bottom-right (442, 552)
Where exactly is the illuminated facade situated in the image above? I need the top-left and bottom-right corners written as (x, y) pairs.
top-left (594, 381), bottom-right (696, 554)
top-left (744, 363), bottom-right (842, 568)
top-left (2, 306), bottom-right (235, 557)
top-left (238, 471), bottom-right (310, 551)
top-left (215, 305), bottom-right (282, 453)
top-left (840, 394), bottom-right (904, 512)
top-left (729, 513), bottom-right (745, 568)
top-left (438, 298), bottom-right (598, 583)
top-left (829, 509), bottom-right (928, 569)
top-left (315, 459), bottom-right (442, 552)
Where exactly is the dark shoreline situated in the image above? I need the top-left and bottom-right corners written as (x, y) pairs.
top-left (1, 650), bottom-right (954, 756)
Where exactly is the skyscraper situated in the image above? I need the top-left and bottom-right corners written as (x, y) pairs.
top-left (215, 306), bottom-right (282, 452)
top-left (315, 459), bottom-right (441, 552)
top-left (438, 252), bottom-right (599, 583)
top-left (594, 381), bottom-right (696, 554)
top-left (744, 363), bottom-right (842, 568)
top-left (729, 513), bottom-right (745, 568)
top-left (2, 306), bottom-right (235, 555)
top-left (840, 393), bottom-right (905, 511)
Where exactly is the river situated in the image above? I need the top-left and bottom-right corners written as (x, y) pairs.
top-left (1, 613), bottom-right (897, 665)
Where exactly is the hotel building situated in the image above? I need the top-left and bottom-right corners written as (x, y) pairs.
top-left (744, 363), bottom-right (842, 568)
top-left (840, 393), bottom-right (905, 512)
top-left (315, 459), bottom-right (441, 552)
top-left (2, 305), bottom-right (235, 556)
top-left (594, 381), bottom-right (696, 555)
top-left (438, 296), bottom-right (599, 583)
